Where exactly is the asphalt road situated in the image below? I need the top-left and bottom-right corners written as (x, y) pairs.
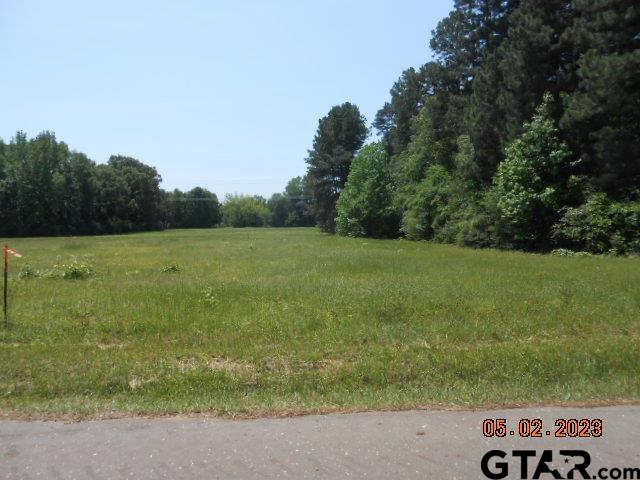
top-left (1, 406), bottom-right (638, 479)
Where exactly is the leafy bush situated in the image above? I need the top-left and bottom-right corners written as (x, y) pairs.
top-left (493, 93), bottom-right (572, 248)
top-left (20, 257), bottom-right (96, 279)
top-left (552, 193), bottom-right (640, 254)
top-left (201, 286), bottom-right (217, 306)
top-left (402, 164), bottom-right (451, 240)
top-left (550, 249), bottom-right (592, 257)
top-left (18, 265), bottom-right (36, 279)
top-left (428, 136), bottom-right (502, 248)
top-left (54, 258), bottom-right (95, 279)
top-left (434, 193), bottom-right (502, 248)
top-left (221, 194), bottom-right (270, 228)
top-left (336, 143), bottom-right (400, 238)
top-left (165, 187), bottom-right (221, 229)
top-left (160, 264), bottom-right (181, 273)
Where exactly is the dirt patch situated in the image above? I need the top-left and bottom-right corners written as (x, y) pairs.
top-left (128, 376), bottom-right (157, 390)
top-left (97, 343), bottom-right (126, 350)
top-left (262, 358), bottom-right (345, 374)
top-left (177, 357), bottom-right (254, 374)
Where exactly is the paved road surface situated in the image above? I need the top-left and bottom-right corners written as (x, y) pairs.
top-left (1, 406), bottom-right (638, 479)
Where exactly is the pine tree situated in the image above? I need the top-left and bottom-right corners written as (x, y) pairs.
top-left (560, 0), bottom-right (640, 197)
top-left (305, 103), bottom-right (368, 232)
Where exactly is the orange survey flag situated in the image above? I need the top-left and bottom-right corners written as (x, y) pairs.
top-left (6, 247), bottom-right (22, 258)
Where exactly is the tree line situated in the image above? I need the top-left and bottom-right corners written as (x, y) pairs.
top-left (0, 131), bottom-right (313, 235)
top-left (3, 0), bottom-right (638, 254)
top-left (304, 0), bottom-right (639, 254)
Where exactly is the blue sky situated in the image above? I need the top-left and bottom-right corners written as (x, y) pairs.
top-left (1, 0), bottom-right (453, 198)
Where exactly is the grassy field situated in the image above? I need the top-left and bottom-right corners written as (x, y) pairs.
top-left (0, 228), bottom-right (638, 418)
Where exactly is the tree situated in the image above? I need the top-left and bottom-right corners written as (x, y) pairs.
top-left (402, 164), bottom-right (452, 240)
top-left (165, 189), bottom-right (188, 228)
top-left (431, 0), bottom-right (519, 77)
top-left (221, 194), bottom-right (270, 227)
top-left (465, 51), bottom-right (505, 183)
top-left (95, 156), bottom-right (164, 233)
top-left (266, 176), bottom-right (314, 227)
top-left (336, 144), bottom-right (400, 238)
top-left (496, 0), bottom-right (572, 143)
top-left (467, 0), bottom-right (572, 184)
top-left (0, 132), bottom-right (100, 235)
top-left (373, 68), bottom-right (428, 155)
top-left (57, 152), bottom-right (98, 234)
top-left (15, 131), bottom-right (69, 235)
top-left (380, 0), bottom-right (520, 185)
top-left (493, 93), bottom-right (573, 248)
top-left (0, 131), bottom-right (221, 236)
top-left (183, 187), bottom-right (221, 227)
top-left (552, 193), bottom-right (640, 254)
top-left (305, 103), bottom-right (368, 232)
top-left (267, 193), bottom-right (289, 227)
top-left (0, 138), bottom-right (20, 236)
top-left (560, 0), bottom-right (640, 197)
top-left (283, 176), bottom-right (314, 226)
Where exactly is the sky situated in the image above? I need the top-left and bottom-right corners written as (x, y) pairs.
top-left (1, 0), bottom-right (453, 198)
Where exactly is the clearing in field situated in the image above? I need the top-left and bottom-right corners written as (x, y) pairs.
top-left (0, 228), bottom-right (638, 418)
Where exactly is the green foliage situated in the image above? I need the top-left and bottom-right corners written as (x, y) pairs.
top-left (335, 144), bottom-right (400, 238)
top-left (553, 193), bottom-right (640, 255)
top-left (201, 286), bottom-right (218, 306)
top-left (364, 0), bottom-right (638, 254)
top-left (550, 249), bottom-right (592, 257)
top-left (19, 257), bottom-right (96, 279)
top-left (431, 136), bottom-right (502, 248)
top-left (221, 194), bottom-right (270, 228)
top-left (55, 258), bottom-right (96, 279)
top-left (305, 103), bottom-right (368, 232)
top-left (267, 193), bottom-right (289, 228)
top-left (96, 156), bottom-right (165, 233)
top-left (0, 131), bottom-right (223, 237)
top-left (18, 265), bottom-right (36, 279)
top-left (373, 67), bottom-right (428, 155)
top-left (395, 134), bottom-right (499, 247)
top-left (267, 177), bottom-right (315, 228)
top-left (493, 93), bottom-right (573, 248)
top-left (166, 187), bottom-right (221, 229)
top-left (160, 264), bottom-right (181, 273)
top-left (402, 164), bottom-right (452, 240)
top-left (560, 0), bottom-right (640, 196)
top-left (3, 0), bottom-right (638, 257)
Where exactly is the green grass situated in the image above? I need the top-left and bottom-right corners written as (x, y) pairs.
top-left (1, 228), bottom-right (639, 418)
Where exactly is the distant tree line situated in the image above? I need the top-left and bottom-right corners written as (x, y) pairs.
top-left (304, 0), bottom-right (640, 254)
top-left (0, 132), bottom-right (313, 236)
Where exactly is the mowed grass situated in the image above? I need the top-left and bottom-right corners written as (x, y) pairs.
top-left (0, 228), bottom-right (639, 418)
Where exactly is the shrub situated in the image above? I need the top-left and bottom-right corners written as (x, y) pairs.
top-left (221, 194), bottom-right (270, 227)
top-left (336, 143), bottom-right (400, 238)
top-left (493, 93), bottom-right (572, 248)
top-left (18, 265), bottom-right (36, 279)
top-left (434, 195), bottom-right (501, 248)
top-left (21, 257), bottom-right (97, 280)
top-left (55, 258), bottom-right (95, 279)
top-left (552, 193), bottom-right (640, 254)
top-left (160, 264), bottom-right (181, 273)
top-left (402, 164), bottom-right (451, 240)
top-left (201, 286), bottom-right (217, 306)
top-left (550, 249), bottom-right (592, 257)
top-left (430, 136), bottom-right (500, 248)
